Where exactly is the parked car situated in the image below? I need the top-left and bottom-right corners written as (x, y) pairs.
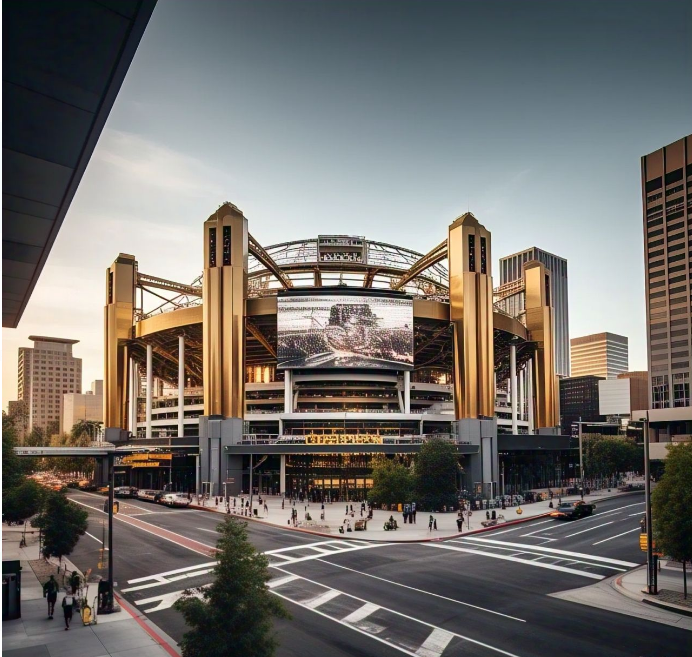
top-left (114, 486), bottom-right (138, 498)
top-left (161, 493), bottom-right (190, 508)
top-left (550, 500), bottom-right (596, 520)
top-left (137, 489), bottom-right (164, 503)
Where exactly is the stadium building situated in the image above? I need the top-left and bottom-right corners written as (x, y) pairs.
top-left (104, 204), bottom-right (564, 498)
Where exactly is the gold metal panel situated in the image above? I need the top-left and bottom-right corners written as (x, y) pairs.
top-left (136, 306), bottom-right (202, 337)
top-left (413, 298), bottom-right (449, 321)
top-left (247, 296), bottom-right (277, 316)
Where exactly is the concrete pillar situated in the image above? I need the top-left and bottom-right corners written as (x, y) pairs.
top-left (284, 370), bottom-right (293, 413)
top-left (128, 357), bottom-right (136, 434)
top-left (178, 335), bottom-right (185, 438)
top-left (510, 343), bottom-right (518, 435)
top-left (519, 368), bottom-right (525, 422)
top-left (404, 370), bottom-right (411, 414)
top-left (146, 344), bottom-right (153, 440)
top-left (527, 359), bottom-right (535, 434)
top-left (280, 455), bottom-right (286, 495)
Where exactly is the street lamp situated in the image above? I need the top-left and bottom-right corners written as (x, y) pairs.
top-left (642, 411), bottom-right (658, 595)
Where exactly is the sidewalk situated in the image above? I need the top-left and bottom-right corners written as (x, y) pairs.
top-left (2, 524), bottom-right (180, 656)
top-left (190, 487), bottom-right (639, 542)
top-left (614, 561), bottom-right (692, 617)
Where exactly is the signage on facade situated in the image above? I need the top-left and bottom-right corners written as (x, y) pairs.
top-left (305, 434), bottom-right (383, 445)
top-left (118, 453), bottom-right (172, 466)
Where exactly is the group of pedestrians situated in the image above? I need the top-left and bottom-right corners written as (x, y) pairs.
top-left (43, 574), bottom-right (77, 630)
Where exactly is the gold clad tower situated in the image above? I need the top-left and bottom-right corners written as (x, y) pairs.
top-left (523, 260), bottom-right (559, 428)
top-left (104, 254), bottom-right (136, 429)
top-left (448, 213), bottom-right (494, 419)
top-left (202, 203), bottom-right (248, 418)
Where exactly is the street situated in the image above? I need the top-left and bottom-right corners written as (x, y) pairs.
top-left (67, 491), bottom-right (690, 657)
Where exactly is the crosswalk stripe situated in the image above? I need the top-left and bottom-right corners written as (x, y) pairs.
top-left (342, 602), bottom-right (380, 624)
top-left (125, 561), bottom-right (217, 584)
top-left (562, 521), bottom-right (614, 538)
top-left (458, 536), bottom-right (639, 567)
top-left (592, 527), bottom-right (641, 546)
top-left (416, 628), bottom-right (455, 657)
top-left (267, 574), bottom-right (299, 589)
top-left (304, 589), bottom-right (342, 609)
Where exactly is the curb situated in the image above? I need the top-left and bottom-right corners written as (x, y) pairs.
top-left (115, 592), bottom-right (182, 656)
top-left (188, 490), bottom-right (642, 544)
top-left (613, 567), bottom-right (692, 618)
top-left (642, 597), bottom-right (692, 617)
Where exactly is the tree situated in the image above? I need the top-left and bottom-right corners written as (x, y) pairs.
top-left (2, 414), bottom-right (24, 493)
top-left (25, 426), bottom-right (47, 447)
top-left (368, 457), bottom-right (414, 506)
top-left (3, 479), bottom-right (44, 524)
top-left (31, 491), bottom-right (88, 562)
top-left (414, 438), bottom-right (459, 511)
top-left (652, 442), bottom-right (692, 598)
top-left (71, 420), bottom-right (102, 443)
top-left (174, 517), bottom-right (290, 657)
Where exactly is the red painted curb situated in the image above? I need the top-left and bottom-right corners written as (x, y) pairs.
top-left (114, 592), bottom-right (181, 657)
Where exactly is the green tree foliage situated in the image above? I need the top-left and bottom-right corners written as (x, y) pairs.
top-left (583, 435), bottom-right (643, 480)
top-left (2, 414), bottom-right (24, 493)
top-left (3, 479), bottom-right (45, 523)
top-left (368, 457), bottom-right (414, 506)
top-left (174, 517), bottom-right (290, 657)
top-left (25, 426), bottom-right (47, 447)
top-left (32, 491), bottom-right (88, 562)
top-left (652, 442), bottom-right (692, 596)
top-left (71, 420), bottom-right (101, 443)
top-left (414, 438), bottom-right (459, 511)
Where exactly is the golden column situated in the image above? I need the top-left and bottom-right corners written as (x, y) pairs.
top-left (104, 254), bottom-right (136, 428)
top-left (203, 203), bottom-right (248, 418)
top-left (523, 260), bottom-right (559, 428)
top-left (448, 212), bottom-right (494, 419)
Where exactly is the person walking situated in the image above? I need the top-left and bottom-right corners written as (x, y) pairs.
top-left (428, 515), bottom-right (434, 532)
top-left (62, 588), bottom-right (75, 630)
top-left (264, 501), bottom-right (269, 516)
top-left (412, 502), bottom-right (417, 524)
top-left (434, 518), bottom-right (438, 531)
top-left (68, 571), bottom-right (81, 597)
top-left (43, 575), bottom-right (59, 619)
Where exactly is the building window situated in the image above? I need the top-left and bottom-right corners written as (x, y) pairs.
top-left (222, 226), bottom-right (232, 266)
top-left (209, 227), bottom-right (217, 267)
top-left (673, 373), bottom-right (690, 407)
top-left (468, 234), bottom-right (475, 272)
top-left (652, 375), bottom-right (669, 409)
top-left (480, 237), bottom-right (487, 274)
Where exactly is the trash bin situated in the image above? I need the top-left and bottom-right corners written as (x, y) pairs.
top-left (491, 510), bottom-right (496, 520)
top-left (2, 560), bottom-right (21, 621)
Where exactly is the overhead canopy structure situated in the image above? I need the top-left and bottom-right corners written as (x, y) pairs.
top-left (2, 0), bottom-right (157, 328)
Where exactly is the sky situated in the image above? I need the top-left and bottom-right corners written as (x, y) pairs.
top-left (3, 0), bottom-right (691, 409)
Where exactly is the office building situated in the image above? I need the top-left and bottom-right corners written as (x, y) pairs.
top-left (62, 380), bottom-right (103, 435)
top-left (642, 135), bottom-right (691, 410)
top-left (570, 332), bottom-right (628, 379)
top-left (559, 375), bottom-right (605, 435)
top-left (498, 248), bottom-right (569, 377)
top-left (598, 372), bottom-right (648, 418)
top-left (17, 336), bottom-right (82, 433)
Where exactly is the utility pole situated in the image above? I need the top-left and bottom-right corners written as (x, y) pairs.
top-left (578, 418), bottom-right (584, 500)
top-left (108, 454), bottom-right (115, 609)
top-left (643, 412), bottom-right (657, 595)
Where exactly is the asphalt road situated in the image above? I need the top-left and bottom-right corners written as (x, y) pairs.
top-left (67, 491), bottom-right (690, 657)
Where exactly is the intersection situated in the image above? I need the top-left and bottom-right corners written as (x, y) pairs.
top-left (63, 491), bottom-right (691, 657)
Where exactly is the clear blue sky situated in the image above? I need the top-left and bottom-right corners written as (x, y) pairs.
top-left (3, 0), bottom-right (691, 407)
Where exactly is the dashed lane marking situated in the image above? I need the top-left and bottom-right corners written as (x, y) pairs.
top-left (415, 628), bottom-right (455, 657)
top-left (562, 521), bottom-right (614, 538)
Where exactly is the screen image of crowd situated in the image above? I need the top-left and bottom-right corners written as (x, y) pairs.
top-left (278, 295), bottom-right (414, 369)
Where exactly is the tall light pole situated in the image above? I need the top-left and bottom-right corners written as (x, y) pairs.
top-left (643, 411), bottom-right (657, 595)
top-left (578, 419), bottom-right (584, 500)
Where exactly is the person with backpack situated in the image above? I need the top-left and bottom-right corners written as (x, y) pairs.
top-left (62, 588), bottom-right (76, 630)
top-left (43, 575), bottom-right (59, 619)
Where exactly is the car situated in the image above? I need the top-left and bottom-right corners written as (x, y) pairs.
top-left (137, 489), bottom-right (164, 503)
top-left (550, 500), bottom-right (596, 520)
top-left (161, 493), bottom-right (190, 508)
top-left (114, 486), bottom-right (138, 498)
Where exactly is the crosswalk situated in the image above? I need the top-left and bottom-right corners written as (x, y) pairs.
top-left (428, 536), bottom-right (639, 580)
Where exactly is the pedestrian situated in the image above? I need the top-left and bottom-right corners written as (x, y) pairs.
top-left (43, 574), bottom-right (58, 619)
top-left (69, 571), bottom-right (81, 596)
top-left (428, 515), bottom-right (434, 532)
top-left (282, 498), bottom-right (285, 510)
top-left (434, 518), bottom-right (438, 531)
top-left (62, 588), bottom-right (75, 630)
top-left (412, 503), bottom-right (417, 524)
top-left (456, 517), bottom-right (462, 531)
top-left (345, 505), bottom-right (348, 515)
top-left (264, 502), bottom-right (269, 515)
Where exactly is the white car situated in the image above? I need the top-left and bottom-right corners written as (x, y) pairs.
top-left (161, 493), bottom-right (190, 508)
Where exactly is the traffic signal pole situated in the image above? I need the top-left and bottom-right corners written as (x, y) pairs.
top-left (108, 454), bottom-right (115, 607)
top-left (643, 413), bottom-right (657, 595)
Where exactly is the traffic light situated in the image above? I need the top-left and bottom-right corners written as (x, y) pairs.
top-left (640, 516), bottom-right (646, 533)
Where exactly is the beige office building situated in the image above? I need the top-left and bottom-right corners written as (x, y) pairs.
top-left (17, 336), bottom-right (82, 432)
top-left (570, 332), bottom-right (628, 380)
top-left (62, 380), bottom-right (103, 435)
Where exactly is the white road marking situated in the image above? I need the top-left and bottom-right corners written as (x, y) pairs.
top-left (628, 512), bottom-right (644, 517)
top-left (265, 540), bottom-right (360, 554)
top-left (267, 574), bottom-right (300, 589)
top-left (304, 589), bottom-right (342, 609)
top-left (195, 527), bottom-right (219, 533)
top-left (122, 569), bottom-right (214, 592)
top-left (84, 531), bottom-right (105, 546)
top-left (429, 543), bottom-right (605, 580)
top-left (136, 585), bottom-right (208, 612)
top-left (562, 521), bottom-right (614, 538)
top-left (267, 542), bottom-right (392, 565)
top-left (270, 567), bottom-right (522, 657)
top-left (592, 527), bottom-right (642, 546)
top-left (458, 536), bottom-right (639, 567)
top-left (416, 628), bottom-right (455, 657)
top-left (342, 602), bottom-right (380, 624)
top-left (126, 562), bottom-right (217, 584)
top-left (315, 559), bottom-right (526, 622)
top-left (447, 541), bottom-right (627, 571)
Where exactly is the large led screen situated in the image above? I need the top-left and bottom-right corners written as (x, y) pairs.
top-left (277, 294), bottom-right (414, 370)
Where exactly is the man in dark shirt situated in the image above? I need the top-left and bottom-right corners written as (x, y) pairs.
top-left (43, 575), bottom-right (58, 619)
